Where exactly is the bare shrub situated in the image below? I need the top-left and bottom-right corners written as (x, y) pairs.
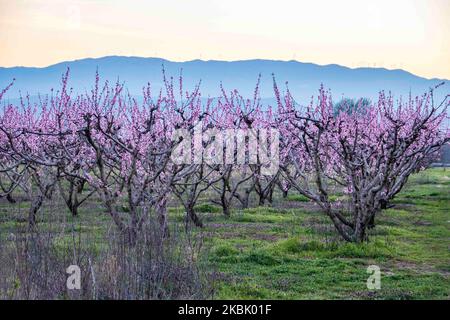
top-left (94, 215), bottom-right (213, 299)
top-left (0, 200), bottom-right (214, 300)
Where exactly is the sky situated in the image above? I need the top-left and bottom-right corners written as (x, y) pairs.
top-left (0, 0), bottom-right (449, 79)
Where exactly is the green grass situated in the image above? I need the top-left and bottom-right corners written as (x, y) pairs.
top-left (205, 168), bottom-right (450, 299)
top-left (1, 168), bottom-right (449, 300)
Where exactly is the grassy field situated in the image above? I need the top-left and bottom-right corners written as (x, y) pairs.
top-left (0, 168), bottom-right (449, 299)
top-left (197, 168), bottom-right (450, 299)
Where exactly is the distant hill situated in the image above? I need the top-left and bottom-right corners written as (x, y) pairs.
top-left (0, 56), bottom-right (448, 105)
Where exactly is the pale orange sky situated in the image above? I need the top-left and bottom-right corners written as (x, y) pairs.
top-left (0, 0), bottom-right (449, 79)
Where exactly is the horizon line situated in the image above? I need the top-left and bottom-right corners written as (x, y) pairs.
top-left (1, 55), bottom-right (446, 82)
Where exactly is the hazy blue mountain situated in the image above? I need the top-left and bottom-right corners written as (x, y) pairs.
top-left (0, 56), bottom-right (448, 105)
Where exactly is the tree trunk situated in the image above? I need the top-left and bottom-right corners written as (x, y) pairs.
top-left (241, 191), bottom-right (250, 209)
top-left (353, 227), bottom-right (367, 243)
top-left (156, 199), bottom-right (170, 237)
top-left (6, 193), bottom-right (16, 204)
top-left (258, 195), bottom-right (265, 206)
top-left (126, 206), bottom-right (141, 246)
top-left (70, 203), bottom-right (79, 217)
top-left (28, 194), bottom-right (44, 230)
top-left (126, 225), bottom-right (138, 246)
top-left (368, 214), bottom-right (375, 229)
top-left (268, 187), bottom-right (274, 204)
top-left (352, 212), bottom-right (369, 243)
top-left (68, 191), bottom-right (80, 216)
top-left (234, 189), bottom-right (251, 209)
top-left (186, 206), bottom-right (203, 228)
top-left (220, 194), bottom-right (231, 217)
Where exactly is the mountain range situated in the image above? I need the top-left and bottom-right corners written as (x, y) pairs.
top-left (0, 56), bottom-right (448, 105)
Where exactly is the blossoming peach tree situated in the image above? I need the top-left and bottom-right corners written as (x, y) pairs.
top-left (276, 81), bottom-right (449, 242)
top-left (0, 69), bottom-right (448, 243)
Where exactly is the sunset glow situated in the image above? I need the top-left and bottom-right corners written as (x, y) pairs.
top-left (0, 0), bottom-right (449, 79)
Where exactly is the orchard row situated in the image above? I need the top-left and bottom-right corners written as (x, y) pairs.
top-left (0, 70), bottom-right (448, 243)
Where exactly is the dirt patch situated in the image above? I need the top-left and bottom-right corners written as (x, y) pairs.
top-left (392, 203), bottom-right (417, 211)
top-left (211, 271), bottom-right (238, 283)
top-left (301, 216), bottom-right (337, 234)
top-left (205, 222), bottom-right (286, 241)
top-left (387, 261), bottom-right (450, 277)
top-left (279, 201), bottom-right (321, 212)
top-left (413, 220), bottom-right (433, 226)
top-left (0, 195), bottom-right (29, 204)
top-left (207, 222), bottom-right (275, 231)
top-left (214, 231), bottom-right (283, 242)
top-left (350, 289), bottom-right (415, 300)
